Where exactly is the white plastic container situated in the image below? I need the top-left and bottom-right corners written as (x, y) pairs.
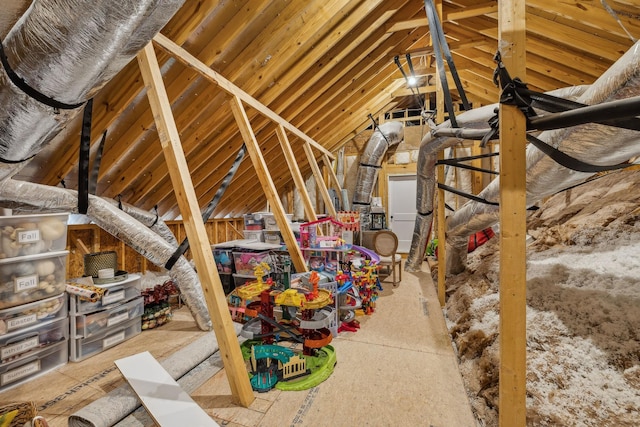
top-left (0, 293), bottom-right (67, 336)
top-left (0, 251), bottom-right (69, 310)
top-left (0, 213), bottom-right (68, 259)
top-left (72, 296), bottom-right (144, 339)
top-left (0, 339), bottom-right (68, 391)
top-left (69, 316), bottom-right (142, 362)
top-left (68, 274), bottom-right (141, 315)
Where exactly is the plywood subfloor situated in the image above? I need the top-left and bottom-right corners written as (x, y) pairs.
top-left (0, 265), bottom-right (476, 426)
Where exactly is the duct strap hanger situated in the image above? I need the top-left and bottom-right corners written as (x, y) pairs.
top-left (437, 183), bottom-right (539, 211)
top-left (436, 158), bottom-right (499, 176)
top-left (165, 143), bottom-right (248, 270)
top-left (88, 131), bottom-right (107, 196)
top-left (78, 99), bottom-right (94, 214)
top-left (0, 39), bottom-right (84, 112)
top-left (424, 0), bottom-right (471, 128)
top-left (526, 134), bottom-right (631, 173)
top-left (151, 205), bottom-right (159, 227)
top-left (368, 114), bottom-right (391, 149)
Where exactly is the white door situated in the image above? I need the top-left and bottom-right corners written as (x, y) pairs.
top-left (388, 174), bottom-right (417, 253)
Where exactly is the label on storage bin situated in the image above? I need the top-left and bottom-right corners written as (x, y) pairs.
top-left (102, 290), bottom-right (125, 305)
top-left (14, 274), bottom-right (39, 292)
top-left (1, 336), bottom-right (39, 361)
top-left (6, 313), bottom-right (38, 332)
top-left (17, 229), bottom-right (40, 244)
top-left (107, 311), bottom-right (129, 327)
top-left (1, 360), bottom-right (40, 386)
top-left (103, 331), bottom-right (125, 348)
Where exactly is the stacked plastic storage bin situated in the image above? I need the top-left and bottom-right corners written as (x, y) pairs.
top-left (213, 245), bottom-right (235, 294)
top-left (261, 213), bottom-right (293, 246)
top-left (0, 213), bottom-right (69, 391)
top-left (243, 213), bottom-right (265, 242)
top-left (68, 273), bottom-right (143, 362)
top-left (232, 250), bottom-right (271, 288)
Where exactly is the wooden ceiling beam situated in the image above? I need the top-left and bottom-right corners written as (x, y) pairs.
top-left (270, 0), bottom-right (420, 124)
top-left (104, 0), bottom-right (350, 207)
top-left (153, 34), bottom-right (332, 157)
top-left (137, 42), bottom-right (255, 407)
top-left (525, 0), bottom-right (640, 43)
top-left (229, 95), bottom-right (308, 273)
top-left (402, 37), bottom-right (491, 56)
top-left (95, 0), bottom-right (295, 197)
top-left (386, 1), bottom-right (498, 32)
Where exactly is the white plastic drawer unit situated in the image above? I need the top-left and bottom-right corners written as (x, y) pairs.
top-left (0, 339), bottom-right (67, 391)
top-left (70, 316), bottom-right (142, 362)
top-left (0, 293), bottom-right (67, 337)
top-left (0, 317), bottom-right (68, 366)
top-left (69, 274), bottom-right (141, 315)
top-left (72, 296), bottom-right (143, 339)
top-left (0, 250), bottom-right (69, 310)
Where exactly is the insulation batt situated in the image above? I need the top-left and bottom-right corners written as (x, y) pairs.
top-left (406, 39), bottom-right (640, 273)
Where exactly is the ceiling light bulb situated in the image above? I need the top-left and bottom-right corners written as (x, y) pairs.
top-left (407, 76), bottom-right (417, 86)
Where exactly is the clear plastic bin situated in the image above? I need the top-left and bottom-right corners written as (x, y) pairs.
top-left (68, 274), bottom-right (141, 315)
top-left (0, 250), bottom-right (69, 310)
top-left (233, 250), bottom-right (270, 275)
top-left (0, 293), bottom-right (67, 336)
top-left (0, 317), bottom-right (68, 366)
top-left (72, 296), bottom-right (144, 338)
top-left (69, 316), bottom-right (141, 362)
top-left (0, 213), bottom-right (68, 259)
top-left (0, 339), bottom-right (67, 391)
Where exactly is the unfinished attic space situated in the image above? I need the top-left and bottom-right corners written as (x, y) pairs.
top-left (1, 0), bottom-right (640, 426)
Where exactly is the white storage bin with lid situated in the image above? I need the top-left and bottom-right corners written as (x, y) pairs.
top-left (242, 229), bottom-right (264, 242)
top-left (69, 316), bottom-right (141, 362)
top-left (69, 274), bottom-right (141, 315)
top-left (0, 317), bottom-right (68, 366)
top-left (263, 213), bottom-right (293, 231)
top-left (0, 339), bottom-right (68, 391)
top-left (0, 213), bottom-right (68, 259)
top-left (0, 293), bottom-right (67, 337)
top-left (72, 296), bottom-right (144, 339)
top-left (0, 250), bottom-right (69, 310)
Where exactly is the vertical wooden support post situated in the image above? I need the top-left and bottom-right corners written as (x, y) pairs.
top-left (136, 43), bottom-right (255, 408)
top-left (322, 154), bottom-right (343, 207)
top-left (275, 125), bottom-right (318, 223)
top-left (229, 96), bottom-right (308, 274)
top-left (119, 241), bottom-right (126, 271)
top-left (471, 144), bottom-right (483, 195)
top-left (303, 142), bottom-right (338, 217)
top-left (498, 1), bottom-right (527, 425)
top-left (92, 227), bottom-right (100, 252)
top-left (434, 0), bottom-right (446, 307)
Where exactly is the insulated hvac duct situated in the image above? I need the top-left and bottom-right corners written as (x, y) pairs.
top-left (406, 39), bottom-right (640, 273)
top-left (0, 179), bottom-right (212, 330)
top-left (0, 0), bottom-right (218, 330)
top-left (0, 0), bottom-right (185, 180)
top-left (352, 121), bottom-right (404, 228)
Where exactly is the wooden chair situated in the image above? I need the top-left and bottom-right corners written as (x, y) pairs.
top-left (373, 230), bottom-right (402, 285)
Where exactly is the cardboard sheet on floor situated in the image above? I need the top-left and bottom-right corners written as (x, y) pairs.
top-left (115, 351), bottom-right (219, 427)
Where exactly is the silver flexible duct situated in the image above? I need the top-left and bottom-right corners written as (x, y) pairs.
top-left (407, 39), bottom-right (640, 272)
top-left (0, 179), bottom-right (212, 330)
top-left (0, 0), bottom-right (213, 328)
top-left (0, 0), bottom-right (184, 179)
top-left (352, 121), bottom-right (404, 228)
